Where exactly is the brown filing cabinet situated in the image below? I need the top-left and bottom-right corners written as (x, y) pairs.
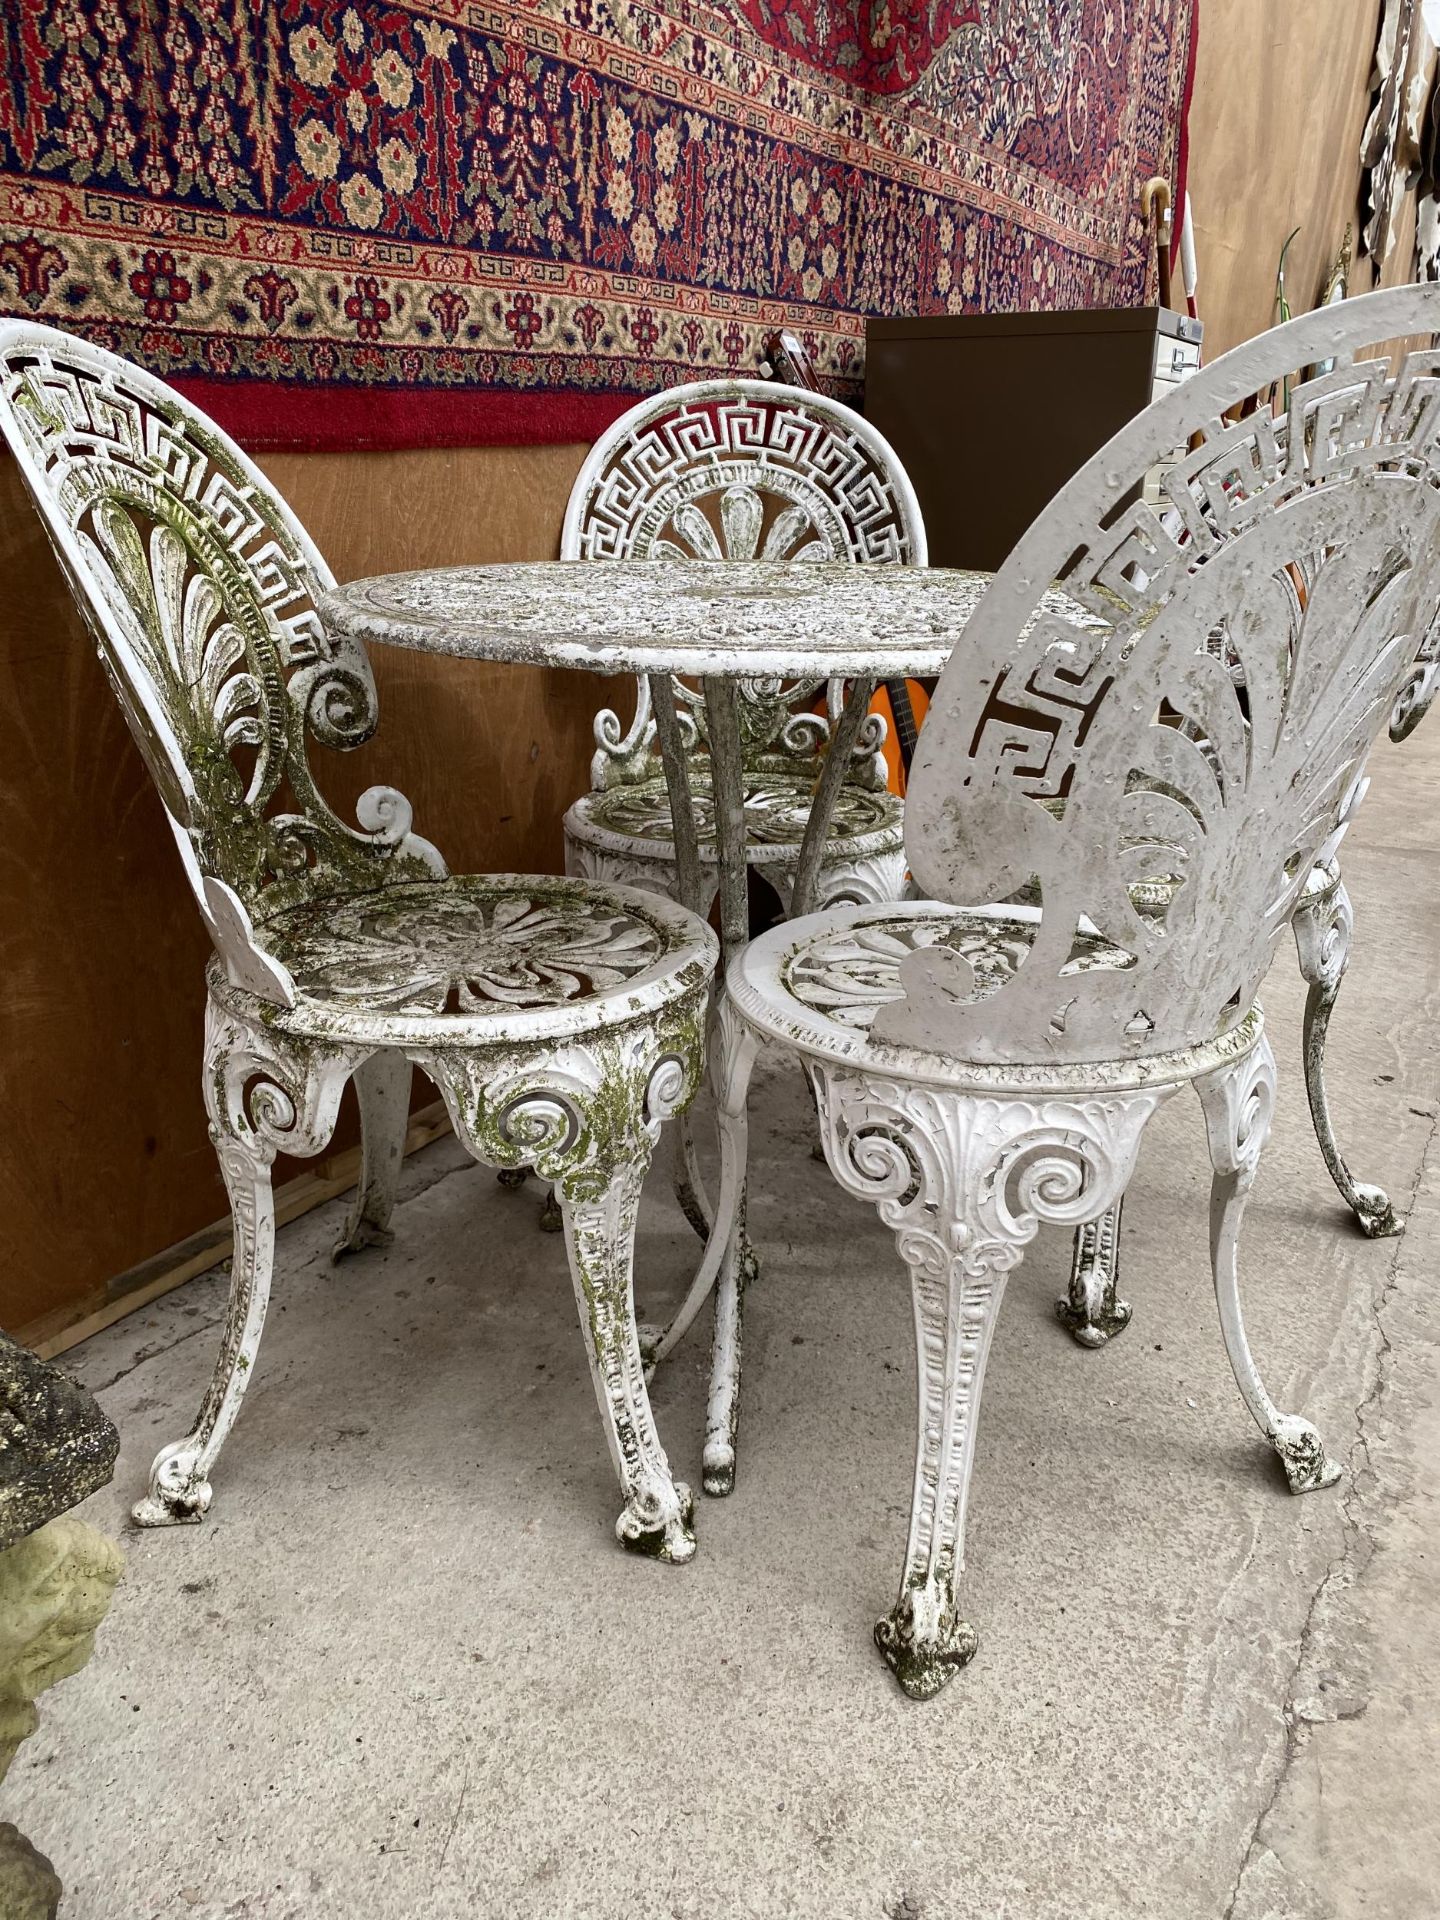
top-left (864, 307), bottom-right (1203, 571)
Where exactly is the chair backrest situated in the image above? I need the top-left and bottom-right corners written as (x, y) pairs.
top-left (873, 284), bottom-right (1440, 1067)
top-left (560, 380), bottom-right (927, 793)
top-left (0, 323), bottom-right (442, 1006)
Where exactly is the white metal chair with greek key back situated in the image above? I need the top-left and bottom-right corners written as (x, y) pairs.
top-left (709, 284), bottom-right (1440, 1696)
top-left (0, 322), bottom-right (717, 1564)
top-left (547, 379), bottom-right (925, 1246)
top-left (560, 380), bottom-right (926, 916)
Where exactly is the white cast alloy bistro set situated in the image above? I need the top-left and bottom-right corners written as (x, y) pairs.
top-left (4, 285), bottom-right (1437, 1700)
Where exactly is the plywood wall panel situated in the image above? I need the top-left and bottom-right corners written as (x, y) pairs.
top-left (0, 458), bottom-right (219, 1332)
top-left (1185, 0), bottom-right (1385, 359)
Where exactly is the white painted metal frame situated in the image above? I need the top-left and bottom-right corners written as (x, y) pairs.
top-left (0, 322), bottom-right (718, 1563)
top-left (321, 557), bottom-right (1024, 1498)
top-left (710, 284), bottom-right (1440, 1696)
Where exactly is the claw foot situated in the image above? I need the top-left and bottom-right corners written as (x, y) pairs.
top-left (1057, 1210), bottom-right (1130, 1347)
top-left (702, 1442), bottom-right (735, 1498)
top-left (331, 1218), bottom-right (395, 1263)
top-left (538, 1189), bottom-right (563, 1233)
top-left (1055, 1288), bottom-right (1132, 1349)
top-left (616, 1482), bottom-right (696, 1563)
top-left (131, 1443), bottom-right (211, 1527)
top-left (875, 1589), bottom-right (979, 1700)
top-left (1272, 1415), bottom-right (1343, 1494)
top-left (1351, 1183), bottom-right (1402, 1239)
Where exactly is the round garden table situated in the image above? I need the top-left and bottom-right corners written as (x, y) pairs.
top-left (319, 556), bottom-right (1010, 1492)
top-left (318, 557), bottom-right (1002, 960)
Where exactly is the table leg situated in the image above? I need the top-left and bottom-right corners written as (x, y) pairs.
top-left (787, 677), bottom-right (880, 1201)
top-left (789, 675), bottom-right (878, 920)
top-left (648, 673), bottom-right (705, 918)
top-left (700, 676), bottom-right (749, 960)
top-left (648, 676), bottom-right (712, 1242)
top-left (696, 675), bottom-right (752, 1494)
top-left (649, 679), bottom-right (880, 1493)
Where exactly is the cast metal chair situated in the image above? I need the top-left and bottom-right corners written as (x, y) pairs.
top-left (0, 323), bottom-right (717, 1563)
top-left (560, 379), bottom-right (927, 917)
top-left (522, 380), bottom-right (928, 1244)
top-left (707, 284), bottom-right (1440, 1694)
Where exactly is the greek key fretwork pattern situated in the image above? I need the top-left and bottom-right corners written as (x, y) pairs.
top-left (561, 380), bottom-right (926, 795)
top-left (0, 321), bottom-right (445, 994)
top-left (890, 285), bottom-right (1440, 1066)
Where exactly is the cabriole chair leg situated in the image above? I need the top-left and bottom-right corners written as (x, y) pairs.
top-left (1057, 1200), bottom-right (1131, 1347)
top-left (134, 1001), bottom-right (354, 1527)
top-left (334, 1047), bottom-right (411, 1259)
top-left (876, 1223), bottom-right (1009, 1701)
top-left (430, 1016), bottom-right (708, 1563)
top-left (807, 1062), bottom-right (1164, 1699)
top-left (1292, 866), bottom-right (1401, 1239)
top-left (133, 1130), bottom-right (277, 1529)
top-left (559, 1156), bottom-right (696, 1562)
top-left (1197, 1039), bottom-right (1343, 1496)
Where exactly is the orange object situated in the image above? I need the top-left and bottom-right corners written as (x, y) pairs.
top-left (877, 680), bottom-right (931, 794)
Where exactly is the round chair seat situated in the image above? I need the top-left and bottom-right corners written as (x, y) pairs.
top-left (728, 899), bottom-right (1263, 1093)
top-left (565, 773), bottom-right (904, 867)
top-left (218, 873), bottom-right (717, 1046)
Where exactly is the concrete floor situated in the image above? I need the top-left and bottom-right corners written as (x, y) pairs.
top-left (9, 725), bottom-right (1440, 1920)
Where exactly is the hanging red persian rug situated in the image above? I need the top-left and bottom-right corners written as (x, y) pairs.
top-left (0, 0), bottom-right (1196, 450)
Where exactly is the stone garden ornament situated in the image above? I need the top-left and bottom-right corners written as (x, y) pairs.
top-left (712, 283), bottom-right (1440, 1697)
top-left (0, 1330), bottom-right (124, 1916)
top-left (0, 324), bottom-right (718, 1563)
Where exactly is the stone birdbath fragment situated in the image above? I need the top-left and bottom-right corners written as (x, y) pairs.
top-left (0, 1330), bottom-right (124, 1915)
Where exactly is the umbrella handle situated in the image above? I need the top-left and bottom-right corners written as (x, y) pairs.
top-left (1140, 177), bottom-right (1174, 309)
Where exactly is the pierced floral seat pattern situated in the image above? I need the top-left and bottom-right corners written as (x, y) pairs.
top-left (777, 906), bottom-right (1135, 1042)
top-left (581, 771), bottom-right (903, 853)
top-left (265, 878), bottom-right (680, 1024)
